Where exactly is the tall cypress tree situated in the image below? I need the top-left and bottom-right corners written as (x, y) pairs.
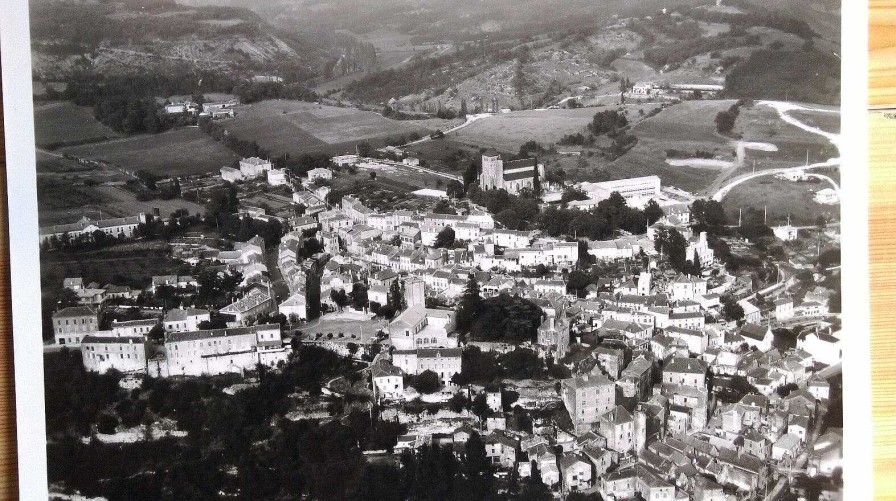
top-left (456, 276), bottom-right (483, 333)
top-left (388, 279), bottom-right (404, 311)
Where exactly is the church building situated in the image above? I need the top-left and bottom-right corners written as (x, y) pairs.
top-left (479, 149), bottom-right (544, 195)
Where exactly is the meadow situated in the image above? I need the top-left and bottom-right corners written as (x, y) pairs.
top-left (34, 102), bottom-right (120, 149)
top-left (721, 176), bottom-right (839, 226)
top-left (223, 100), bottom-right (459, 158)
top-left (60, 127), bottom-right (241, 176)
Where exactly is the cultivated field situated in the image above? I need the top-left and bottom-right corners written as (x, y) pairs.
top-left (223, 100), bottom-right (459, 157)
top-left (37, 180), bottom-right (205, 226)
top-left (721, 177), bottom-right (839, 226)
top-left (452, 103), bottom-right (663, 153)
top-left (34, 102), bottom-right (120, 149)
top-left (59, 127), bottom-right (242, 176)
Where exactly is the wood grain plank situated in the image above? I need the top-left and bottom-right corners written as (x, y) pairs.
top-left (0, 53), bottom-right (19, 498)
top-left (870, 111), bottom-right (896, 500)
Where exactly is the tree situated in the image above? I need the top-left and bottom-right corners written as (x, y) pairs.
top-left (57, 288), bottom-right (80, 308)
top-left (411, 370), bottom-right (441, 394)
top-left (356, 141), bottom-right (372, 157)
top-left (463, 161), bottom-right (478, 188)
top-left (388, 279), bottom-right (404, 311)
top-left (519, 465), bottom-right (553, 501)
top-left (459, 99), bottom-right (468, 118)
top-left (464, 432), bottom-right (491, 476)
top-left (446, 180), bottom-right (465, 199)
top-left (561, 186), bottom-right (589, 204)
top-left (691, 199), bottom-right (728, 230)
top-left (654, 227), bottom-right (689, 272)
top-left (350, 282), bottom-right (369, 309)
top-left (433, 227), bottom-right (456, 249)
top-left (456, 276), bottom-right (483, 333)
top-left (721, 294), bottom-right (745, 322)
top-left (644, 199), bottom-right (664, 225)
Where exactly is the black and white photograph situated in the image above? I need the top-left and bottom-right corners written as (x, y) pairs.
top-left (9, 0), bottom-right (853, 498)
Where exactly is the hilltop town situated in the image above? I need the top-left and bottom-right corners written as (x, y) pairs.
top-left (30, 0), bottom-right (844, 499)
top-left (42, 139), bottom-right (842, 500)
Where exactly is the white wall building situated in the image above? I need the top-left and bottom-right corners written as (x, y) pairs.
top-left (163, 308), bottom-right (211, 333)
top-left (81, 336), bottom-right (148, 374)
top-left (165, 324), bottom-right (288, 377)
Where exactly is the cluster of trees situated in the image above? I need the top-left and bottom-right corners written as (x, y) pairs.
top-left (40, 229), bottom-right (126, 253)
top-left (468, 186), bottom-right (540, 231)
top-left (344, 44), bottom-right (505, 104)
top-left (451, 347), bottom-right (568, 386)
top-left (725, 48), bottom-right (840, 105)
top-left (538, 194), bottom-right (661, 240)
top-left (557, 132), bottom-right (593, 146)
top-left (653, 227), bottom-right (701, 274)
top-left (641, 30), bottom-right (754, 70)
top-left (215, 214), bottom-right (284, 248)
top-left (456, 279), bottom-right (544, 344)
top-left (685, 4), bottom-right (817, 40)
top-left (587, 110), bottom-right (628, 137)
top-left (232, 81), bottom-right (318, 104)
top-left (715, 100), bottom-right (745, 135)
top-left (666, 149), bottom-right (715, 159)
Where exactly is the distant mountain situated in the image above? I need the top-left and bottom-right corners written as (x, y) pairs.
top-left (29, 0), bottom-right (344, 82)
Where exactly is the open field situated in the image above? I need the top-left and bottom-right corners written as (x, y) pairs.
top-left (721, 177), bottom-right (839, 226)
top-left (452, 103), bottom-right (666, 153)
top-left (60, 127), bottom-right (241, 176)
top-left (37, 180), bottom-right (205, 226)
top-left (224, 100), bottom-right (459, 158)
top-left (34, 102), bottom-right (120, 149)
top-left (788, 110), bottom-right (841, 135)
top-left (607, 100), bottom-right (737, 193)
top-left (40, 247), bottom-right (187, 290)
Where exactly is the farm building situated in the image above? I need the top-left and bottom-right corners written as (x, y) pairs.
top-left (39, 214), bottom-right (147, 244)
top-left (240, 157), bottom-right (272, 178)
top-left (632, 82), bottom-right (655, 95)
top-left (814, 188), bottom-right (839, 205)
top-left (221, 166), bottom-right (244, 182)
top-left (267, 168), bottom-right (288, 186)
top-left (308, 167), bottom-right (333, 181)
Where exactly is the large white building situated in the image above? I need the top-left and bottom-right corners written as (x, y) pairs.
top-left (164, 324), bottom-right (288, 377)
top-left (111, 318), bottom-right (158, 338)
top-left (479, 150), bottom-right (544, 195)
top-left (576, 176), bottom-right (661, 208)
top-left (239, 157), bottom-right (272, 178)
top-left (389, 305), bottom-right (457, 350)
top-left (81, 335), bottom-right (149, 374)
top-left (371, 361), bottom-right (405, 400)
top-left (669, 274), bottom-right (708, 301)
top-left (163, 308), bottom-right (211, 333)
top-left (220, 288), bottom-right (275, 325)
top-left (392, 347), bottom-right (462, 387)
top-left (562, 373), bottom-right (616, 433)
top-left (53, 306), bottom-right (100, 346)
top-left (40, 214), bottom-right (147, 245)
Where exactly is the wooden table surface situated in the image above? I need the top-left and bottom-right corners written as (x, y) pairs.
top-left (870, 2), bottom-right (896, 500)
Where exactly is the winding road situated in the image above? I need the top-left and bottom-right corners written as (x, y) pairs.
top-left (710, 101), bottom-right (841, 202)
